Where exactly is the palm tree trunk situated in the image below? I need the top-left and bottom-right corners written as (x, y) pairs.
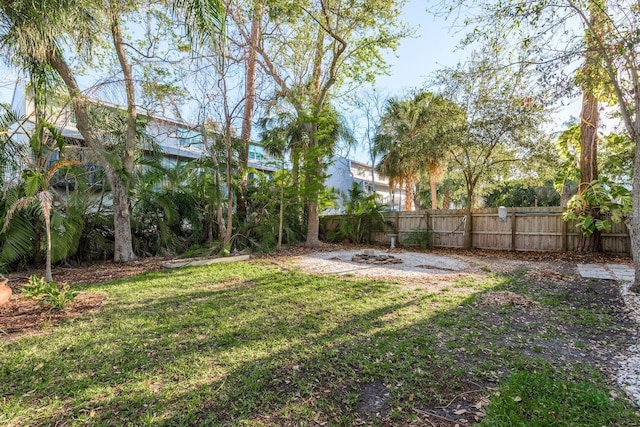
top-left (44, 208), bottom-right (52, 282)
top-left (430, 177), bottom-right (437, 210)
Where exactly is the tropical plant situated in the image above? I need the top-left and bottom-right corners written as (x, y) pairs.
top-left (0, 70), bottom-right (84, 280)
top-left (0, 0), bottom-right (224, 263)
top-left (237, 169), bottom-right (306, 252)
top-left (375, 91), bottom-right (461, 211)
top-left (131, 156), bottom-right (205, 257)
top-left (563, 178), bottom-right (632, 245)
top-left (20, 275), bottom-right (77, 310)
top-left (334, 182), bottom-right (389, 244)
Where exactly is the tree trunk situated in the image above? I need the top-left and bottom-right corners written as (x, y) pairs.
top-left (277, 179), bottom-right (284, 250)
top-left (430, 177), bottom-right (437, 210)
top-left (224, 132), bottom-right (234, 247)
top-left (215, 166), bottom-right (226, 243)
top-left (629, 130), bottom-right (640, 292)
top-left (579, 91), bottom-right (599, 192)
top-left (109, 173), bottom-right (136, 262)
top-left (404, 182), bottom-right (414, 211)
top-left (306, 198), bottom-right (320, 247)
top-left (463, 187), bottom-right (474, 249)
top-left (110, 11), bottom-right (137, 175)
top-left (428, 161), bottom-right (441, 210)
top-left (238, 1), bottom-right (263, 221)
top-left (577, 90), bottom-right (601, 253)
top-left (43, 206), bottom-right (52, 282)
top-left (442, 188), bottom-right (451, 210)
top-left (576, 4), bottom-right (603, 253)
top-left (304, 155), bottom-right (322, 247)
top-left (48, 49), bottom-right (136, 262)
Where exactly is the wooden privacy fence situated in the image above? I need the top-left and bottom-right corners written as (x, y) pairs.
top-left (323, 207), bottom-right (631, 254)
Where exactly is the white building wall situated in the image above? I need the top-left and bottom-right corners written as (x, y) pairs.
top-left (325, 156), bottom-right (405, 214)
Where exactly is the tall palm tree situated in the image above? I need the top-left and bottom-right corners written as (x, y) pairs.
top-left (376, 92), bottom-right (459, 211)
top-left (375, 94), bottom-right (431, 211)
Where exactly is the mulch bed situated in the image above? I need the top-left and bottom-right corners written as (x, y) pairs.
top-left (0, 257), bottom-right (164, 340)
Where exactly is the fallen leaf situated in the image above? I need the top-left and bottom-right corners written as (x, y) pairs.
top-left (454, 409), bottom-right (467, 415)
top-left (513, 396), bottom-right (522, 402)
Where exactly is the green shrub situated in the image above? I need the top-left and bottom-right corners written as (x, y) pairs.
top-left (20, 275), bottom-right (77, 310)
top-left (563, 178), bottom-right (631, 237)
top-left (404, 230), bottom-right (433, 249)
top-left (20, 275), bottom-right (50, 299)
top-left (42, 283), bottom-right (78, 310)
top-left (333, 183), bottom-right (390, 243)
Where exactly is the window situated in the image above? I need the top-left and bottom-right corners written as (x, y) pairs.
top-left (177, 128), bottom-right (202, 149)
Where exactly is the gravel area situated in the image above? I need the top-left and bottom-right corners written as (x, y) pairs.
top-left (293, 249), bottom-right (469, 277)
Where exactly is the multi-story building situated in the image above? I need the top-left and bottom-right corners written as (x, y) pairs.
top-left (325, 155), bottom-right (406, 213)
top-left (3, 79), bottom-right (280, 190)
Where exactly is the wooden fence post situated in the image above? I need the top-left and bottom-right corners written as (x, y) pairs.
top-left (511, 210), bottom-right (517, 251)
top-left (561, 211), bottom-right (568, 252)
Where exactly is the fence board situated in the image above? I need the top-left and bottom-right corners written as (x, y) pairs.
top-left (323, 207), bottom-right (631, 254)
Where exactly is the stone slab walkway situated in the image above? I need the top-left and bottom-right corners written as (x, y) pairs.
top-left (577, 263), bottom-right (635, 282)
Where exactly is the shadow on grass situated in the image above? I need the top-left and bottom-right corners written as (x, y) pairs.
top-left (1, 264), bottom-right (637, 426)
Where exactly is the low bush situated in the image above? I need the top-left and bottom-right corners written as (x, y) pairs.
top-left (20, 275), bottom-right (77, 310)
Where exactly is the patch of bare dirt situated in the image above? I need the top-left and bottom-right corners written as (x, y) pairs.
top-left (6, 257), bottom-right (165, 287)
top-left (1, 257), bottom-right (164, 340)
top-left (0, 292), bottom-right (106, 340)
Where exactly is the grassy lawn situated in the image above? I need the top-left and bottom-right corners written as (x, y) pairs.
top-left (1, 261), bottom-right (638, 426)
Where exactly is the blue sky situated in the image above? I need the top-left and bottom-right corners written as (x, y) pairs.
top-left (0, 1), bottom-right (464, 108)
top-left (1, 0), bottom-right (582, 163)
top-left (376, 0), bottom-right (466, 93)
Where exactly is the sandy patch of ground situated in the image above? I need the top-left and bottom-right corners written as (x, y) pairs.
top-left (267, 247), bottom-right (578, 287)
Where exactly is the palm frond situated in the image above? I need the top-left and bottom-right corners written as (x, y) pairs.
top-left (171, 0), bottom-right (225, 51)
top-left (2, 196), bottom-right (36, 233)
top-left (44, 159), bottom-right (83, 184)
top-left (0, 210), bottom-right (36, 271)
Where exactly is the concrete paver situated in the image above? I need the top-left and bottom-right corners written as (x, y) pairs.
top-left (608, 264), bottom-right (635, 282)
top-left (578, 263), bottom-right (635, 282)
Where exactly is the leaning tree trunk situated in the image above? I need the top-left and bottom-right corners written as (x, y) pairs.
top-left (629, 131), bottom-right (640, 293)
top-left (48, 49), bottom-right (136, 262)
top-left (238, 1), bottom-right (263, 222)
